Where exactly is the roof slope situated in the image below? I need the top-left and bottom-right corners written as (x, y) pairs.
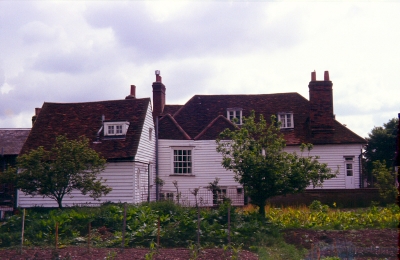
top-left (159, 93), bottom-right (366, 145)
top-left (21, 98), bottom-right (151, 160)
top-left (0, 129), bottom-right (31, 155)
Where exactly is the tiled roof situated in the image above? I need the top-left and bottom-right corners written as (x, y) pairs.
top-left (159, 93), bottom-right (366, 145)
top-left (20, 98), bottom-right (151, 160)
top-left (194, 115), bottom-right (236, 140)
top-left (162, 105), bottom-right (183, 116)
top-left (0, 129), bottom-right (30, 155)
top-left (158, 114), bottom-right (191, 140)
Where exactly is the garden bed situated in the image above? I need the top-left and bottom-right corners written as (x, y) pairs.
top-left (283, 228), bottom-right (397, 259)
top-left (0, 247), bottom-right (258, 259)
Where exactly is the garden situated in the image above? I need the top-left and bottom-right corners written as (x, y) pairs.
top-left (0, 200), bottom-right (398, 260)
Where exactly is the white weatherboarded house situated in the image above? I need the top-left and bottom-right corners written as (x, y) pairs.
top-left (18, 87), bottom-right (156, 208)
top-left (152, 71), bottom-right (366, 207)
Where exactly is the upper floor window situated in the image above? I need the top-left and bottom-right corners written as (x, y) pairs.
top-left (173, 148), bottom-right (193, 174)
top-left (104, 121), bottom-right (130, 136)
top-left (227, 108), bottom-right (242, 125)
top-left (278, 113), bottom-right (294, 129)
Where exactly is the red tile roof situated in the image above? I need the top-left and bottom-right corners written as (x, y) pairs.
top-left (159, 93), bottom-right (366, 145)
top-left (21, 98), bottom-right (151, 160)
top-left (0, 129), bottom-right (30, 155)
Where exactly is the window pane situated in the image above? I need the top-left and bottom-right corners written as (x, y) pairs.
top-left (173, 149), bottom-right (192, 174)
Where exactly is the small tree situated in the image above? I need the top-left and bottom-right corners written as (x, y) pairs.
top-left (216, 111), bottom-right (336, 216)
top-left (16, 135), bottom-right (111, 208)
top-left (206, 177), bottom-right (222, 205)
top-left (372, 160), bottom-right (397, 202)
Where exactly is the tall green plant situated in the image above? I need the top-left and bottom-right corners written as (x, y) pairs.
top-left (372, 160), bottom-right (397, 202)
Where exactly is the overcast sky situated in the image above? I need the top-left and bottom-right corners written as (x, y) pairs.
top-left (1, 1), bottom-right (399, 138)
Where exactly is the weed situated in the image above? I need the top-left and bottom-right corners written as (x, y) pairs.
top-left (104, 251), bottom-right (117, 260)
top-left (144, 241), bottom-right (158, 260)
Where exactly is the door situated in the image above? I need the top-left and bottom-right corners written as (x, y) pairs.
top-left (345, 157), bottom-right (354, 189)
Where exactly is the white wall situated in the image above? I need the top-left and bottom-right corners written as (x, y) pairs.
top-left (155, 140), bottom-right (363, 206)
top-left (285, 144), bottom-right (363, 189)
top-left (18, 162), bottom-right (136, 208)
top-left (156, 139), bottom-right (243, 206)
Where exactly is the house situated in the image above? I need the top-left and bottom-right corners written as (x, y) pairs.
top-left (152, 71), bottom-right (366, 207)
top-left (18, 86), bottom-right (156, 208)
top-left (0, 129), bottom-right (30, 216)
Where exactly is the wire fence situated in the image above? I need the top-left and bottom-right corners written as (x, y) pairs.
top-left (159, 187), bottom-right (244, 207)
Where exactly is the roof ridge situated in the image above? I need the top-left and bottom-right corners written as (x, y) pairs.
top-left (43, 97), bottom-right (150, 105)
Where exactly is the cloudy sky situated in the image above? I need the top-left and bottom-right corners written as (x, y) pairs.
top-left (1, 1), bottom-right (399, 138)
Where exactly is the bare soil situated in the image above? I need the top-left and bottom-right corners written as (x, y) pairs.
top-left (0, 229), bottom-right (397, 259)
top-left (0, 247), bottom-right (258, 260)
top-left (283, 228), bottom-right (398, 260)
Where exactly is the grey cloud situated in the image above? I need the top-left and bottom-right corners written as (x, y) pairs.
top-left (84, 2), bottom-right (302, 61)
top-left (31, 50), bottom-right (102, 74)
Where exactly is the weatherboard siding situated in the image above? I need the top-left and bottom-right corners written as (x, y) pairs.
top-left (157, 139), bottom-right (243, 206)
top-left (135, 103), bottom-right (156, 163)
top-left (285, 144), bottom-right (363, 189)
top-left (17, 162), bottom-right (139, 208)
top-left (156, 140), bottom-right (363, 206)
top-left (133, 103), bottom-right (156, 203)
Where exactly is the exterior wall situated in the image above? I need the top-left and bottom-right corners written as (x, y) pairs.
top-left (135, 102), bottom-right (156, 202)
top-left (155, 140), bottom-right (363, 207)
top-left (284, 144), bottom-right (363, 189)
top-left (17, 161), bottom-right (139, 208)
top-left (156, 139), bottom-right (243, 206)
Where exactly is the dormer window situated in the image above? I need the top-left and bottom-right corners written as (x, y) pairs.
top-left (227, 108), bottom-right (242, 125)
top-left (278, 113), bottom-right (294, 129)
top-left (104, 121), bottom-right (130, 137)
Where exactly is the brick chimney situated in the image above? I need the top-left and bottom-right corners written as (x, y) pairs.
top-left (31, 107), bottom-right (41, 126)
top-left (152, 70), bottom-right (166, 118)
top-left (308, 71), bottom-right (334, 139)
top-left (125, 85), bottom-right (136, 99)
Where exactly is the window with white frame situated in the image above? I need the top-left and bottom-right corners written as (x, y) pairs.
top-left (227, 108), bottom-right (242, 125)
top-left (344, 156), bottom-right (354, 176)
top-left (104, 121), bottom-right (130, 136)
top-left (173, 148), bottom-right (192, 174)
top-left (277, 113), bottom-right (294, 128)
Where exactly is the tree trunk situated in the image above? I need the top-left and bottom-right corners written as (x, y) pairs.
top-left (258, 203), bottom-right (266, 217)
top-left (57, 198), bottom-right (63, 209)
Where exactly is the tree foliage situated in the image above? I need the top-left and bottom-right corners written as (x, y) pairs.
top-left (372, 160), bottom-right (397, 202)
top-left (216, 111), bottom-right (336, 216)
top-left (15, 135), bottom-right (111, 208)
top-left (364, 118), bottom-right (399, 173)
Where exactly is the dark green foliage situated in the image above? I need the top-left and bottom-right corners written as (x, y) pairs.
top-left (0, 202), bottom-right (278, 249)
top-left (364, 118), bottom-right (399, 184)
top-left (372, 160), bottom-right (397, 203)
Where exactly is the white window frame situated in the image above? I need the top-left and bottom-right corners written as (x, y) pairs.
top-left (344, 156), bottom-right (354, 177)
top-left (171, 147), bottom-right (194, 175)
top-left (104, 121), bottom-right (130, 136)
top-left (277, 113), bottom-right (294, 129)
top-left (226, 108), bottom-right (242, 125)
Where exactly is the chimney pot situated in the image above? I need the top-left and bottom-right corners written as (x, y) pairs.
top-left (35, 108), bottom-right (41, 116)
top-left (125, 85), bottom-right (136, 99)
top-left (311, 71), bottom-right (316, 81)
top-left (324, 71), bottom-right (330, 81)
top-left (155, 70), bottom-right (162, 82)
top-left (130, 85), bottom-right (136, 97)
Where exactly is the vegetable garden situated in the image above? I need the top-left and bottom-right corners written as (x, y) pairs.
top-left (0, 200), bottom-right (398, 259)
